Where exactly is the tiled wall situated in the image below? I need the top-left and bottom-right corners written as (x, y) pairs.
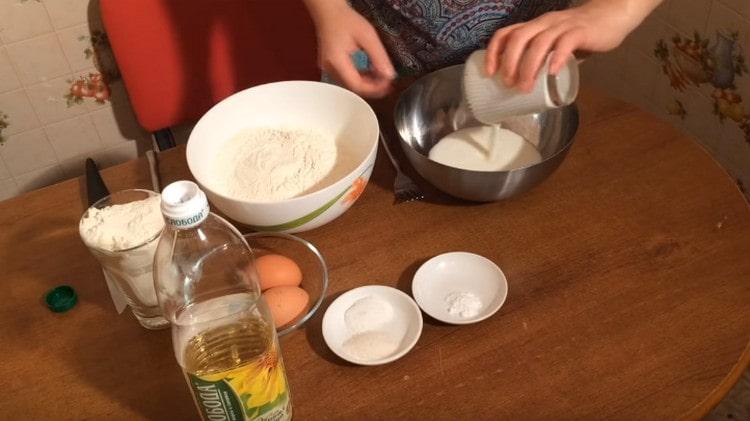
top-left (0, 0), bottom-right (151, 201)
top-left (582, 0), bottom-right (750, 198)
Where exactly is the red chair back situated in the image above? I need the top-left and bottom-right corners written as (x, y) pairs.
top-left (101, 0), bottom-right (320, 132)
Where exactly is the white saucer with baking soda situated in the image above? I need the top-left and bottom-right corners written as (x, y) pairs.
top-left (322, 285), bottom-right (423, 365)
top-left (412, 252), bottom-right (508, 324)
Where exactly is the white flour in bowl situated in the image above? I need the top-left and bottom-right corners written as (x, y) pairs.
top-left (342, 295), bottom-right (400, 361)
top-left (344, 296), bottom-right (394, 333)
top-left (212, 127), bottom-right (339, 202)
top-left (445, 291), bottom-right (482, 318)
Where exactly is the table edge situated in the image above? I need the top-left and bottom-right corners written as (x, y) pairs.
top-left (687, 341), bottom-right (750, 419)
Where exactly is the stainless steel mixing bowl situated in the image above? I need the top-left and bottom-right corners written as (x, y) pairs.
top-left (394, 65), bottom-right (579, 201)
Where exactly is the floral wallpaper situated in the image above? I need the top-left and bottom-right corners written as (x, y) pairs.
top-left (65, 72), bottom-right (110, 106)
top-left (0, 3), bottom-right (122, 145)
top-left (65, 29), bottom-right (120, 107)
top-left (655, 30), bottom-right (749, 142)
top-left (0, 112), bottom-right (8, 145)
top-left (0, 0), bottom-right (152, 201)
top-left (582, 0), bottom-right (750, 201)
top-left (63, 29), bottom-right (117, 107)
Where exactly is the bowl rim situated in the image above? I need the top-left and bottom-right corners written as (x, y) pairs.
top-left (393, 64), bottom-right (580, 174)
top-left (244, 231), bottom-right (329, 336)
top-left (187, 80), bottom-right (379, 205)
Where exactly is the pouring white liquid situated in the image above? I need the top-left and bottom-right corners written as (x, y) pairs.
top-left (428, 125), bottom-right (541, 171)
top-left (463, 49), bottom-right (580, 124)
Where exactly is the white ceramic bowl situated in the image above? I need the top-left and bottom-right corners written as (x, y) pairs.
top-left (412, 252), bottom-right (508, 324)
top-left (187, 81), bottom-right (379, 233)
top-left (322, 285), bottom-right (423, 366)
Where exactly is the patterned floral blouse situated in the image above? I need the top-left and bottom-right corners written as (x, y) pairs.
top-left (350, 0), bottom-right (571, 75)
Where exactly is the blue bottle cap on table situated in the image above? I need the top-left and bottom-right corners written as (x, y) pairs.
top-left (45, 285), bottom-right (78, 313)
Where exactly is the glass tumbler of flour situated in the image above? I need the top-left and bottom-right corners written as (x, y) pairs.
top-left (79, 189), bottom-right (168, 329)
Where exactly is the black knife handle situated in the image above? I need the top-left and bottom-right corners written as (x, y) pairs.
top-left (86, 158), bottom-right (110, 207)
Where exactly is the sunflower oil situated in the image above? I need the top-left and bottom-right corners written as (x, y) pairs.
top-left (154, 181), bottom-right (292, 421)
top-left (178, 295), bottom-right (291, 421)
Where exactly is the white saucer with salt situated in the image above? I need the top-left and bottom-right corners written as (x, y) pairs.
top-left (412, 252), bottom-right (508, 324)
top-left (322, 285), bottom-right (423, 366)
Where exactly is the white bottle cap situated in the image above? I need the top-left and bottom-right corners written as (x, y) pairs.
top-left (160, 181), bottom-right (209, 229)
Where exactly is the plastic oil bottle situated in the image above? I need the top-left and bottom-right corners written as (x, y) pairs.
top-left (153, 181), bottom-right (292, 421)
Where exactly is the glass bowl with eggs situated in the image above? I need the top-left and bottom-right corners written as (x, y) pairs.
top-left (244, 232), bottom-right (328, 336)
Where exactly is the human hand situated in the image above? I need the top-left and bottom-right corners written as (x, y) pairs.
top-left (485, 1), bottom-right (656, 92)
top-left (305, 1), bottom-right (396, 98)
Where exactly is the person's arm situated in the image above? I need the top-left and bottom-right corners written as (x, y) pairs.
top-left (302, 0), bottom-right (396, 98)
top-left (485, 0), bottom-right (663, 92)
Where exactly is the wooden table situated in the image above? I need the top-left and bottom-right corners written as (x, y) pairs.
top-left (1, 89), bottom-right (749, 420)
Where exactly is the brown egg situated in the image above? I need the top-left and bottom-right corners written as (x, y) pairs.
top-left (255, 254), bottom-right (303, 291)
top-left (262, 286), bottom-right (310, 328)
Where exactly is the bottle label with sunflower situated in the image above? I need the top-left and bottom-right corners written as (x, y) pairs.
top-left (186, 358), bottom-right (291, 421)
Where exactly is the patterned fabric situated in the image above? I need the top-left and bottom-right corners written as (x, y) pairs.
top-left (350, 0), bottom-right (570, 75)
